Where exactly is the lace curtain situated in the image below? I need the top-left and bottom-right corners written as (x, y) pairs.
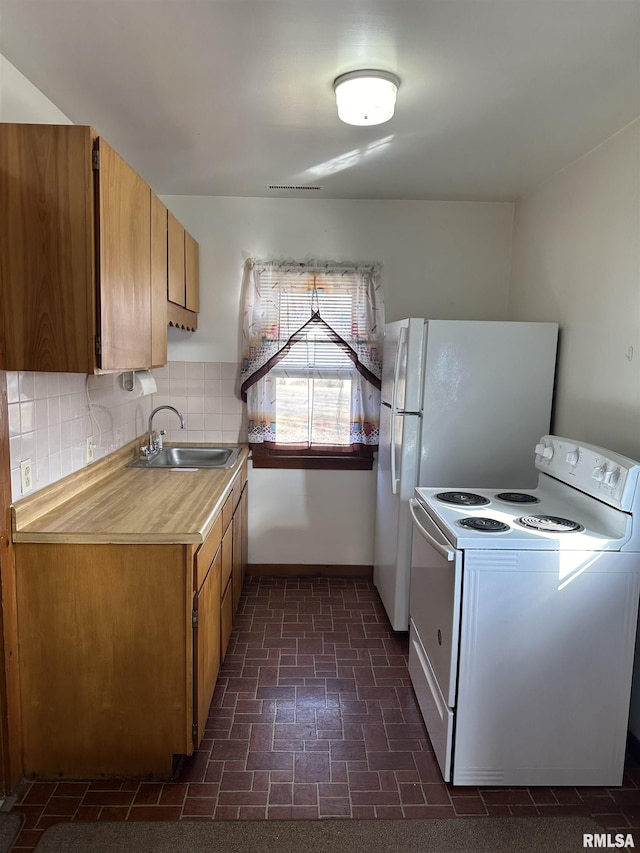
top-left (240, 259), bottom-right (385, 448)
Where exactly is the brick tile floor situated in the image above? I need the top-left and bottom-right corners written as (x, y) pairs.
top-left (9, 576), bottom-right (640, 850)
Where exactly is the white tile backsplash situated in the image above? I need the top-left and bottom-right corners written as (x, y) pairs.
top-left (7, 361), bottom-right (246, 501)
top-left (8, 371), bottom-right (154, 500)
top-left (151, 361), bottom-right (245, 445)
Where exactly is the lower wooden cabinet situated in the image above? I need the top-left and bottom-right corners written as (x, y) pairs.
top-left (219, 476), bottom-right (247, 663)
top-left (14, 542), bottom-right (192, 778)
top-left (13, 466), bottom-right (248, 779)
top-left (221, 576), bottom-right (233, 663)
top-left (193, 546), bottom-right (221, 745)
top-left (233, 485), bottom-right (248, 613)
top-left (220, 523), bottom-right (234, 661)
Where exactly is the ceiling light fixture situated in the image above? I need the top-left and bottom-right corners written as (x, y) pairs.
top-left (333, 69), bottom-right (400, 127)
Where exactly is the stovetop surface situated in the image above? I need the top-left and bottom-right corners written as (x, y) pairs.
top-left (415, 476), bottom-right (632, 551)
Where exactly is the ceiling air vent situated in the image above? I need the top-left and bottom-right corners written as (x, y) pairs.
top-left (267, 185), bottom-right (323, 191)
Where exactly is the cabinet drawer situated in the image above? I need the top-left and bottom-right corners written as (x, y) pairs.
top-left (408, 622), bottom-right (453, 782)
top-left (195, 512), bottom-right (222, 592)
top-left (221, 578), bottom-right (233, 661)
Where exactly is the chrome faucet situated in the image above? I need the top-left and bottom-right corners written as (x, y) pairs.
top-left (144, 405), bottom-right (185, 457)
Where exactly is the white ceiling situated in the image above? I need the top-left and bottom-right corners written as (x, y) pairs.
top-left (1, 0), bottom-right (639, 202)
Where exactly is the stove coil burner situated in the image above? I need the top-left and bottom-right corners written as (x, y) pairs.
top-left (517, 515), bottom-right (584, 533)
top-left (436, 491), bottom-right (490, 507)
top-left (459, 517), bottom-right (510, 533)
top-left (495, 492), bottom-right (540, 504)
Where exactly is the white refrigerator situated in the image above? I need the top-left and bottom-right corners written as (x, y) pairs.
top-left (373, 319), bottom-right (558, 631)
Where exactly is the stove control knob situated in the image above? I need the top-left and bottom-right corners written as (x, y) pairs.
top-left (535, 443), bottom-right (554, 460)
top-left (592, 466), bottom-right (606, 483)
top-left (566, 450), bottom-right (579, 466)
top-left (602, 467), bottom-right (620, 487)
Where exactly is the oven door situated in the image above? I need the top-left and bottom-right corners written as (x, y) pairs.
top-left (408, 498), bottom-right (463, 706)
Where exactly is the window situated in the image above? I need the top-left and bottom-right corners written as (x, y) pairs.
top-left (240, 260), bottom-right (384, 469)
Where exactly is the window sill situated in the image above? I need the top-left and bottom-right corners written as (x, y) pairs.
top-left (250, 447), bottom-right (375, 471)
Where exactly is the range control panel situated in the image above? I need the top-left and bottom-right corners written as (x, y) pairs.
top-left (534, 435), bottom-right (640, 510)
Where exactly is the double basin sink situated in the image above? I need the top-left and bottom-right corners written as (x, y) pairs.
top-left (128, 445), bottom-right (241, 470)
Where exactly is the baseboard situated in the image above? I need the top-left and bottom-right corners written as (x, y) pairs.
top-left (247, 563), bottom-right (373, 579)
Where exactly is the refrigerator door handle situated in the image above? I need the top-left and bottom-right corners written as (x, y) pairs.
top-left (392, 325), bottom-right (407, 414)
top-left (409, 499), bottom-right (456, 561)
top-left (390, 325), bottom-right (407, 495)
top-left (390, 412), bottom-right (399, 495)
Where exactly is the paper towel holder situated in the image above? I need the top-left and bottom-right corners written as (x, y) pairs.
top-left (119, 370), bottom-right (157, 397)
top-left (120, 371), bottom-right (135, 392)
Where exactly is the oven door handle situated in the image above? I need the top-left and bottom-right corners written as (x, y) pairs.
top-left (409, 499), bottom-right (456, 561)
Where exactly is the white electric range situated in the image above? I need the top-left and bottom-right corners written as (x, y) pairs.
top-left (408, 435), bottom-right (640, 786)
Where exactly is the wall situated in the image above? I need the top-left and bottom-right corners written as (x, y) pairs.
top-left (509, 119), bottom-right (640, 460)
top-left (162, 195), bottom-right (514, 363)
top-left (0, 54), bottom-right (71, 124)
top-left (161, 195), bottom-right (514, 564)
top-left (508, 118), bottom-right (640, 739)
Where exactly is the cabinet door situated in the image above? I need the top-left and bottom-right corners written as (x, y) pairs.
top-left (220, 512), bottom-right (234, 664)
top-left (16, 541), bottom-right (190, 778)
top-left (96, 138), bottom-right (152, 370)
top-left (0, 123), bottom-right (95, 372)
top-left (240, 484), bottom-right (248, 592)
top-left (232, 492), bottom-right (243, 613)
top-left (167, 211), bottom-right (185, 306)
top-left (194, 547), bottom-right (221, 746)
top-left (150, 193), bottom-right (168, 368)
top-left (221, 578), bottom-right (233, 663)
top-left (221, 522), bottom-right (233, 591)
top-left (185, 231), bottom-right (200, 313)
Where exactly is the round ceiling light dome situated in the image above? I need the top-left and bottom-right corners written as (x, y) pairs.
top-left (333, 69), bottom-right (400, 126)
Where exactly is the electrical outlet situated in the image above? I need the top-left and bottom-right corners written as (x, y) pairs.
top-left (20, 459), bottom-right (32, 494)
top-left (86, 437), bottom-right (94, 463)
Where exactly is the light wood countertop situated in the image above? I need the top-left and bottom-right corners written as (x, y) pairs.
top-left (12, 441), bottom-right (250, 545)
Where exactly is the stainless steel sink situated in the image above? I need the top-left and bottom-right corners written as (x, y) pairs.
top-left (128, 446), bottom-right (241, 469)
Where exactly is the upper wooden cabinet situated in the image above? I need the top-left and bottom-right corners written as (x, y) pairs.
top-left (167, 211), bottom-right (186, 307)
top-left (150, 193), bottom-right (169, 369)
top-left (167, 211), bottom-right (199, 332)
top-left (185, 231), bottom-right (200, 313)
top-left (97, 137), bottom-right (152, 371)
top-left (0, 123), bottom-right (170, 373)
